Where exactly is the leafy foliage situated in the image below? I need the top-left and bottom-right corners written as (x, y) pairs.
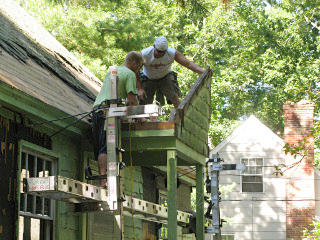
top-left (303, 216), bottom-right (320, 239)
top-left (16, 0), bottom-right (320, 146)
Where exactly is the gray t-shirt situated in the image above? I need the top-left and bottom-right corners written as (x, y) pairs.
top-left (141, 46), bottom-right (176, 79)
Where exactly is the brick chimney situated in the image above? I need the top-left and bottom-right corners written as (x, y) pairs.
top-left (284, 100), bottom-right (315, 239)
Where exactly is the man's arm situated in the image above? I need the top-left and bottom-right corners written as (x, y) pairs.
top-left (174, 50), bottom-right (205, 74)
top-left (127, 92), bottom-right (138, 106)
top-left (135, 72), bottom-right (146, 100)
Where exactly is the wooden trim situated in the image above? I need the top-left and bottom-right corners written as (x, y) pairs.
top-left (176, 139), bottom-right (206, 166)
top-left (167, 150), bottom-right (177, 240)
top-left (0, 81), bottom-right (87, 136)
top-left (121, 121), bottom-right (174, 131)
top-left (196, 165), bottom-right (204, 240)
top-left (154, 166), bottom-right (196, 186)
top-left (177, 167), bottom-right (196, 180)
top-left (19, 140), bottom-right (58, 159)
top-left (122, 136), bottom-right (176, 151)
top-left (16, 140), bottom-right (23, 239)
top-left (121, 129), bottom-right (175, 138)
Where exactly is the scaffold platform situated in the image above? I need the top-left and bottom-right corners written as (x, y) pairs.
top-left (24, 176), bottom-right (193, 225)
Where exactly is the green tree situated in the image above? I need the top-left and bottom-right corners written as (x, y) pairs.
top-left (190, 0), bottom-right (320, 145)
top-left (304, 216), bottom-right (320, 239)
top-left (17, 0), bottom-right (320, 146)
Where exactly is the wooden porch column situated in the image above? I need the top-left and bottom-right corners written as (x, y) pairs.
top-left (196, 164), bottom-right (204, 240)
top-left (167, 150), bottom-right (177, 240)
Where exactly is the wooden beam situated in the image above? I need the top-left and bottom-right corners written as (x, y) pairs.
top-left (167, 150), bottom-right (177, 240)
top-left (196, 165), bottom-right (204, 240)
top-left (122, 136), bottom-right (176, 151)
top-left (122, 151), bottom-right (168, 166)
top-left (121, 129), bottom-right (174, 138)
top-left (19, 140), bottom-right (58, 159)
top-left (153, 166), bottom-right (196, 186)
top-left (176, 139), bottom-right (206, 166)
top-left (122, 138), bottom-right (206, 166)
top-left (0, 81), bottom-right (87, 136)
top-left (121, 121), bottom-right (174, 131)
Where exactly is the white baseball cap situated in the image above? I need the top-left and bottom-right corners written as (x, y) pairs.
top-left (154, 36), bottom-right (168, 51)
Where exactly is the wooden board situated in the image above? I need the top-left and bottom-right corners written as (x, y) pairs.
top-left (169, 68), bottom-right (212, 157)
top-left (121, 121), bottom-right (175, 131)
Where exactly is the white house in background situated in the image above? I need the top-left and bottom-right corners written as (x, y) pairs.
top-left (211, 115), bottom-right (286, 240)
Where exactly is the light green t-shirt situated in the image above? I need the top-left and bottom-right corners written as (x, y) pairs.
top-left (93, 65), bottom-right (137, 107)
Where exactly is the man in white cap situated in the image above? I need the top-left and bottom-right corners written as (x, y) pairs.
top-left (138, 36), bottom-right (205, 108)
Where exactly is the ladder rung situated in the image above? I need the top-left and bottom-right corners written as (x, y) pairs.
top-left (24, 176), bottom-right (193, 224)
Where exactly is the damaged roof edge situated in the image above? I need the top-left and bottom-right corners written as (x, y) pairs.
top-left (0, 0), bottom-right (101, 103)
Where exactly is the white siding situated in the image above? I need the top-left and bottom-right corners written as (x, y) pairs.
top-left (315, 168), bottom-right (320, 216)
top-left (212, 116), bottom-right (286, 240)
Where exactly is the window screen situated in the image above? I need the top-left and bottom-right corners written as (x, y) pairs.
top-left (19, 146), bottom-right (57, 240)
top-left (241, 158), bottom-right (263, 193)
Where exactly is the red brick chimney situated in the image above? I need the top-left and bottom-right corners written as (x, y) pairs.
top-left (284, 100), bottom-right (315, 239)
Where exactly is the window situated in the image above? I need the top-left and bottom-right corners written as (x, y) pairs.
top-left (241, 158), bottom-right (263, 193)
top-left (222, 234), bottom-right (235, 240)
top-left (19, 142), bottom-right (57, 240)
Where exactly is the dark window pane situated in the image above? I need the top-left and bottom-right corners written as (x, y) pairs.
top-left (37, 158), bottom-right (43, 177)
top-left (36, 196), bottom-right (42, 214)
top-left (28, 154), bottom-right (35, 177)
top-left (256, 158), bottom-right (263, 165)
top-left (242, 183), bottom-right (263, 192)
top-left (242, 176), bottom-right (262, 183)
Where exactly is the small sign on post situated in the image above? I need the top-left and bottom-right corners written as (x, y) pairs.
top-left (206, 154), bottom-right (246, 239)
top-left (106, 66), bottom-right (121, 211)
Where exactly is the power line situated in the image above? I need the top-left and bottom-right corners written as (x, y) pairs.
top-left (28, 110), bottom-right (93, 127)
top-left (31, 105), bottom-right (110, 138)
top-left (178, 167), bottom-right (196, 177)
top-left (49, 110), bottom-right (93, 138)
top-left (222, 199), bottom-right (320, 202)
top-left (178, 169), bottom-right (320, 181)
top-left (178, 168), bottom-right (320, 181)
top-left (221, 173), bottom-right (320, 180)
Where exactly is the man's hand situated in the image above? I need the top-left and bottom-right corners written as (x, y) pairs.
top-left (138, 88), bottom-right (147, 101)
top-left (128, 92), bottom-right (139, 106)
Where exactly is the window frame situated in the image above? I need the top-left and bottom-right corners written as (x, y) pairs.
top-left (17, 140), bottom-right (58, 239)
top-left (240, 157), bottom-right (264, 193)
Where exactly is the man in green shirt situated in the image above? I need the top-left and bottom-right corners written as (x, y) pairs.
top-left (92, 51), bottom-right (143, 186)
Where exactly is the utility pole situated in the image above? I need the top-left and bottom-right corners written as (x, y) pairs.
top-left (206, 154), bottom-right (245, 240)
top-left (206, 154), bottom-right (222, 240)
top-left (106, 66), bottom-right (124, 238)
